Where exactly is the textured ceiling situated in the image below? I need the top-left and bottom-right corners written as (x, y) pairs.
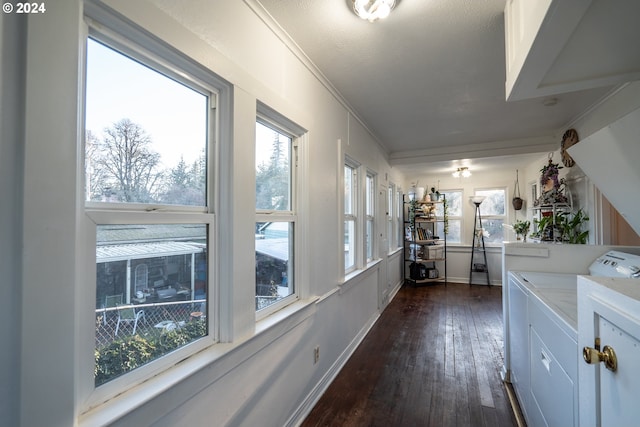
top-left (255, 0), bottom-right (613, 170)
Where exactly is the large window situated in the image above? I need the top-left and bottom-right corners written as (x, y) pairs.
top-left (255, 111), bottom-right (301, 314)
top-left (387, 183), bottom-right (395, 252)
top-left (85, 39), bottom-right (208, 206)
top-left (396, 187), bottom-right (404, 250)
top-left (474, 188), bottom-right (506, 244)
top-left (344, 160), bottom-right (358, 273)
top-left (436, 190), bottom-right (463, 243)
top-left (86, 32), bottom-right (215, 387)
top-left (365, 171), bottom-right (376, 262)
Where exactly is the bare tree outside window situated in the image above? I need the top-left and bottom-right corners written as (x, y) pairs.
top-left (88, 118), bottom-right (163, 203)
top-left (85, 38), bottom-right (208, 207)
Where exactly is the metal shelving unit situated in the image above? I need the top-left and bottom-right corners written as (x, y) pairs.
top-left (403, 195), bottom-right (447, 287)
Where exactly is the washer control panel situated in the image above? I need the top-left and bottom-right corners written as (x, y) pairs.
top-left (589, 251), bottom-right (640, 278)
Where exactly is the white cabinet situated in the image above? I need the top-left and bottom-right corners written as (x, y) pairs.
top-left (578, 276), bottom-right (640, 427)
top-left (507, 272), bottom-right (578, 427)
top-left (528, 297), bottom-right (578, 427)
top-left (504, 0), bottom-right (640, 101)
top-left (507, 277), bottom-right (530, 416)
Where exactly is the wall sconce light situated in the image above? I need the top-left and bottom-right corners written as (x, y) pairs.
top-left (352, 0), bottom-right (396, 22)
top-left (452, 167), bottom-right (471, 178)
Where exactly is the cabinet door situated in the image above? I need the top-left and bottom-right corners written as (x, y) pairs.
top-left (579, 293), bottom-right (640, 427)
top-left (508, 278), bottom-right (529, 412)
top-left (529, 328), bottom-right (575, 427)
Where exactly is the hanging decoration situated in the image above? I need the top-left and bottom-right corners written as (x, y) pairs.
top-left (534, 153), bottom-right (568, 206)
top-left (560, 128), bottom-right (579, 167)
top-left (512, 169), bottom-right (523, 210)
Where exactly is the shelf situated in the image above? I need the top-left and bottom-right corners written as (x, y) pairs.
top-left (532, 203), bottom-right (571, 210)
top-left (417, 200), bottom-right (443, 204)
top-left (406, 277), bottom-right (446, 285)
top-left (405, 257), bottom-right (446, 263)
top-left (404, 194), bottom-right (447, 286)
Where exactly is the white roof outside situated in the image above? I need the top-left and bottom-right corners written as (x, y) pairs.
top-left (97, 241), bottom-right (205, 263)
top-left (255, 238), bottom-right (289, 262)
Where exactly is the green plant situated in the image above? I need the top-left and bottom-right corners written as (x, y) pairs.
top-left (513, 219), bottom-right (530, 237)
top-left (442, 197), bottom-right (449, 235)
top-left (95, 335), bottom-right (157, 386)
top-left (556, 209), bottom-right (589, 244)
top-left (95, 320), bottom-right (207, 386)
top-left (158, 321), bottom-right (207, 352)
top-left (408, 199), bottom-right (419, 231)
top-left (531, 215), bottom-right (553, 239)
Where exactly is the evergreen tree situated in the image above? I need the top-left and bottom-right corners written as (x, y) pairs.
top-left (256, 132), bottom-right (289, 211)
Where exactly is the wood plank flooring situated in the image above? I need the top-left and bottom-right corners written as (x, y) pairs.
top-left (301, 283), bottom-right (518, 427)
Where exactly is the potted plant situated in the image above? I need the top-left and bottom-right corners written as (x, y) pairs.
top-left (555, 209), bottom-right (589, 244)
top-left (513, 219), bottom-right (531, 241)
top-left (530, 215), bottom-right (553, 241)
top-left (408, 199), bottom-right (419, 237)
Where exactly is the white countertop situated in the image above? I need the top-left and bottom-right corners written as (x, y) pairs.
top-left (510, 271), bottom-right (578, 338)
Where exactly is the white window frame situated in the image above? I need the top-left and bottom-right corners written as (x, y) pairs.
top-left (365, 170), bottom-right (377, 263)
top-left (80, 5), bottom-right (232, 410)
top-left (344, 157), bottom-right (359, 274)
top-left (396, 187), bottom-right (404, 250)
top-left (255, 103), bottom-right (304, 319)
top-left (473, 187), bottom-right (508, 245)
top-left (387, 183), bottom-right (395, 252)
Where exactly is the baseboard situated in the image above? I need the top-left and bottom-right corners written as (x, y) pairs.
top-left (286, 311), bottom-right (381, 427)
top-left (504, 380), bottom-right (526, 427)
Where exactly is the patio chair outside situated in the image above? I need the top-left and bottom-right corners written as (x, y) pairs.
top-left (115, 304), bottom-right (145, 336)
top-left (103, 294), bottom-right (123, 325)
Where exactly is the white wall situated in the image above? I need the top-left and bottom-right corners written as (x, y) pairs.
top-left (7, 1), bottom-right (406, 426)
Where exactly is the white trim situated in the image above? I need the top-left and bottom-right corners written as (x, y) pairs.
top-left (78, 2), bottom-right (233, 414)
top-left (254, 106), bottom-right (305, 319)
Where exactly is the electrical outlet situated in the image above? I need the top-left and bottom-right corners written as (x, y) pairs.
top-left (313, 346), bottom-right (320, 364)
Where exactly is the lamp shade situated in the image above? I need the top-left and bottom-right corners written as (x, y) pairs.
top-left (470, 195), bottom-right (486, 205)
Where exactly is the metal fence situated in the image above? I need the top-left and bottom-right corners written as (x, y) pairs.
top-left (95, 299), bottom-right (206, 349)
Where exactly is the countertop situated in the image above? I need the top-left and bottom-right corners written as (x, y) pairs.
top-left (510, 271), bottom-right (578, 338)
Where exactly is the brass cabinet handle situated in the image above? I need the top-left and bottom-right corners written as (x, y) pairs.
top-left (583, 345), bottom-right (618, 372)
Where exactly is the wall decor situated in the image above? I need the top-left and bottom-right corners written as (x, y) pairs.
top-left (561, 128), bottom-right (579, 167)
top-left (512, 169), bottom-right (523, 210)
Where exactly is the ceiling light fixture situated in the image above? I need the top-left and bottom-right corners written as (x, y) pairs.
top-left (452, 167), bottom-right (471, 178)
top-left (352, 0), bottom-right (396, 22)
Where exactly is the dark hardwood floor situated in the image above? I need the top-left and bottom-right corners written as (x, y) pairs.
top-left (301, 282), bottom-right (519, 427)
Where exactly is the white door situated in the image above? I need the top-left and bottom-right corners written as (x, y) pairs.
top-left (578, 276), bottom-right (640, 427)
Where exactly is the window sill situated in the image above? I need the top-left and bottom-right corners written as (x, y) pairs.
top-left (387, 247), bottom-right (403, 257)
top-left (340, 259), bottom-right (382, 294)
top-left (255, 296), bottom-right (319, 335)
top-left (80, 298), bottom-right (319, 427)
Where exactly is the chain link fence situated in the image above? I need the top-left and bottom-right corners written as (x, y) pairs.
top-left (95, 299), bottom-right (206, 349)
